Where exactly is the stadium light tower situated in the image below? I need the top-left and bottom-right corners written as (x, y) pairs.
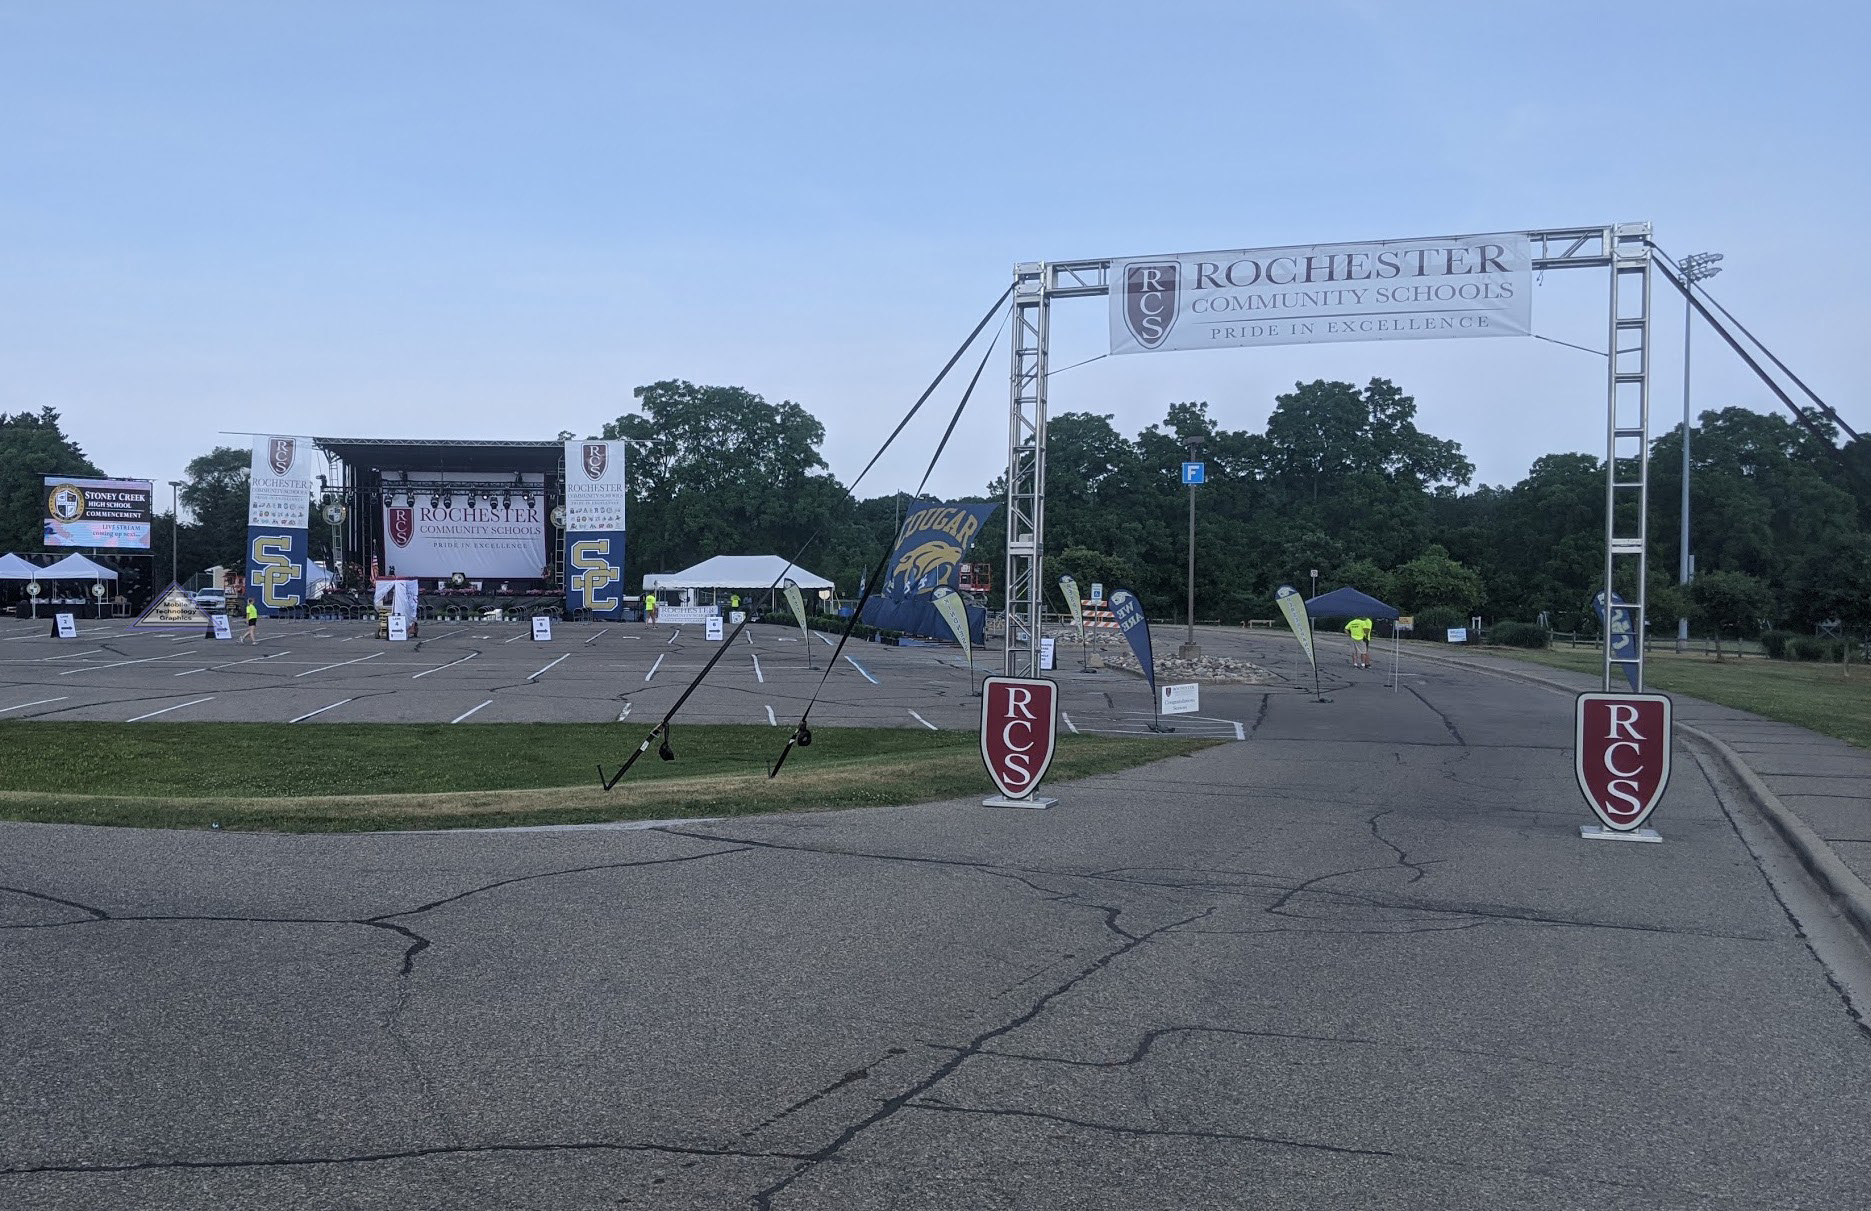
top-left (168, 480), bottom-right (183, 587)
top-left (1676, 251), bottom-right (1723, 652)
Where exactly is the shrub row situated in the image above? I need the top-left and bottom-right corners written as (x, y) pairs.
top-left (1761, 630), bottom-right (1857, 662)
top-left (1486, 621), bottom-right (1550, 649)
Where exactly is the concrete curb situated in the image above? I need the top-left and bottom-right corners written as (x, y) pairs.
top-left (1401, 645), bottom-right (1871, 947)
top-left (1678, 723), bottom-right (1871, 945)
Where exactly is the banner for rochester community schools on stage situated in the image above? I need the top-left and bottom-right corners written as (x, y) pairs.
top-left (43, 477), bottom-right (153, 548)
top-left (246, 436), bottom-right (315, 614)
top-left (563, 439), bottom-right (627, 618)
top-left (861, 500), bottom-right (996, 643)
top-left (1111, 231), bottom-right (1531, 355)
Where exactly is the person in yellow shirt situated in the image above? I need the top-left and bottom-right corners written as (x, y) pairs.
top-left (242, 596), bottom-right (260, 645)
top-left (1345, 616), bottom-right (1373, 669)
top-left (644, 592), bottom-right (657, 624)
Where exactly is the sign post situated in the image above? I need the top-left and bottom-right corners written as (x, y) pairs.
top-left (980, 675), bottom-right (1058, 809)
top-left (1575, 691), bottom-right (1672, 841)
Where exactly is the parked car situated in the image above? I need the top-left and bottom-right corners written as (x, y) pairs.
top-left (192, 590), bottom-right (227, 611)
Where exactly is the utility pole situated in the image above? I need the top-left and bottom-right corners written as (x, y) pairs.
top-left (1676, 251), bottom-right (1723, 652)
top-left (168, 480), bottom-right (183, 588)
top-left (1179, 436), bottom-right (1204, 660)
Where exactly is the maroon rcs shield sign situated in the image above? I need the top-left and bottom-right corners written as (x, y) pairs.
top-left (582, 442), bottom-right (608, 481)
top-left (268, 438), bottom-right (296, 478)
top-left (1575, 692), bottom-right (1673, 831)
top-left (387, 506), bottom-right (414, 549)
top-left (980, 676), bottom-right (1058, 800)
top-left (1123, 261), bottom-right (1181, 350)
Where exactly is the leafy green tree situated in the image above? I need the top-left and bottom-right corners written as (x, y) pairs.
top-left (178, 447), bottom-right (252, 573)
top-left (1793, 535), bottom-right (1871, 672)
top-left (1391, 544), bottom-right (1483, 613)
top-left (1690, 569), bottom-right (1775, 660)
top-left (1, 408), bottom-right (103, 552)
top-left (602, 381), bottom-right (854, 590)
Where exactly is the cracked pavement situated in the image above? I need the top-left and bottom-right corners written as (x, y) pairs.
top-left (4, 657), bottom-right (1870, 1208)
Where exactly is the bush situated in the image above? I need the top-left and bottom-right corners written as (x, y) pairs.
top-left (1789, 635), bottom-right (1846, 663)
top-left (1488, 621), bottom-right (1549, 648)
top-left (1413, 606), bottom-right (1467, 640)
top-left (1759, 630), bottom-right (1799, 660)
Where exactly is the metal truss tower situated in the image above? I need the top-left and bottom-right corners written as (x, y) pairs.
top-left (1004, 226), bottom-right (1652, 692)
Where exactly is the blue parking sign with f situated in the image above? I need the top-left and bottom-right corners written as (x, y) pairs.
top-left (1181, 461), bottom-right (1205, 485)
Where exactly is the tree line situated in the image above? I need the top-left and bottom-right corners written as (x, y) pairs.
top-left (5, 377), bottom-right (1865, 642)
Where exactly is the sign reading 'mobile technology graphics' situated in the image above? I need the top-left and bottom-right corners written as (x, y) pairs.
top-left (1111, 231), bottom-right (1532, 355)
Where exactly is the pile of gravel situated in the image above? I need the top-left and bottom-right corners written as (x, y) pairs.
top-left (1102, 652), bottom-right (1270, 684)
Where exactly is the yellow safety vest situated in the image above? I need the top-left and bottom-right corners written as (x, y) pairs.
top-left (246, 602), bottom-right (259, 622)
top-left (1347, 618), bottom-right (1371, 641)
top-left (645, 595), bottom-right (656, 610)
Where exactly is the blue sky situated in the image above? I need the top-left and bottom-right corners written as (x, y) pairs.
top-left (2, 1), bottom-right (1864, 511)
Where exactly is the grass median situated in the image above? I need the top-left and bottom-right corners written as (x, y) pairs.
top-left (0, 722), bottom-right (1217, 832)
top-left (1489, 646), bottom-right (1871, 749)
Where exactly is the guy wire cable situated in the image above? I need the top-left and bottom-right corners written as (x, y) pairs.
top-left (597, 285), bottom-right (1014, 790)
top-left (1650, 244), bottom-right (1858, 443)
top-left (767, 309), bottom-right (1007, 779)
top-left (1649, 245), bottom-right (1868, 488)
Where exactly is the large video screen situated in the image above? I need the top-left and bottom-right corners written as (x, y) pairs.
top-left (43, 477), bottom-right (153, 548)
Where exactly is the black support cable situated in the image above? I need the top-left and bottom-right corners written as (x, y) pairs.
top-left (597, 287), bottom-right (1014, 789)
top-left (1649, 246), bottom-right (1868, 489)
top-left (1652, 245), bottom-right (1859, 443)
top-left (768, 314), bottom-right (1007, 779)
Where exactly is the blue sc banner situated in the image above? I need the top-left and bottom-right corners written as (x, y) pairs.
top-left (1592, 589), bottom-right (1640, 691)
top-left (566, 532), bottom-right (627, 619)
top-left (860, 499), bottom-right (997, 642)
top-left (1109, 588), bottom-right (1155, 693)
top-left (245, 527), bottom-right (308, 615)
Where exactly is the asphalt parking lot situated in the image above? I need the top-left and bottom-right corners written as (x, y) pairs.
top-left (0, 616), bottom-right (1308, 738)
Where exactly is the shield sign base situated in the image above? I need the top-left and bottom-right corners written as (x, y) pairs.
top-left (982, 794), bottom-right (1057, 810)
top-left (1579, 825), bottom-right (1663, 843)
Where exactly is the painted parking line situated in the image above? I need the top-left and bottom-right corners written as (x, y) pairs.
top-left (1234, 720), bottom-right (1246, 740)
top-left (503, 632), bottom-right (530, 644)
top-left (616, 702), bottom-right (633, 721)
top-left (908, 710), bottom-right (938, 731)
top-left (666, 629), bottom-right (681, 646)
top-left (208, 651), bottom-right (290, 671)
top-left (751, 654), bottom-right (764, 684)
top-left (765, 704), bottom-right (777, 726)
top-left (0, 696), bottom-right (68, 716)
top-left (584, 627), bottom-right (610, 646)
top-left (294, 652), bottom-right (384, 678)
top-left (60, 653), bottom-right (183, 676)
top-left (412, 652), bottom-right (478, 679)
top-left (817, 633), bottom-right (835, 647)
top-left (128, 697), bottom-right (215, 722)
top-left (290, 699), bottom-right (354, 723)
top-left (1062, 712), bottom-right (1079, 734)
top-left (173, 668), bottom-right (208, 677)
top-left (451, 699), bottom-right (494, 724)
top-left (645, 653), bottom-right (665, 682)
top-left (842, 655), bottom-right (879, 685)
top-left (528, 654), bottom-right (570, 682)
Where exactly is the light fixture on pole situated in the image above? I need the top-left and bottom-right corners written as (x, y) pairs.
top-left (1676, 250), bottom-right (1723, 653)
top-left (167, 480), bottom-right (183, 587)
top-left (1179, 436), bottom-right (1204, 661)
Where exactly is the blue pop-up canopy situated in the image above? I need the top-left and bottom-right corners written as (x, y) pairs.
top-left (1304, 586), bottom-right (1400, 620)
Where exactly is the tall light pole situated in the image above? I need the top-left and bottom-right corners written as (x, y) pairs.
top-left (168, 480), bottom-right (183, 588)
top-left (1676, 251), bottom-right (1723, 652)
top-left (1179, 436), bottom-right (1204, 660)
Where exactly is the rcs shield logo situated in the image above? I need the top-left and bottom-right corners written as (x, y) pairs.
top-left (582, 443), bottom-right (608, 481)
top-left (268, 438), bottom-right (296, 478)
top-left (1575, 692), bottom-right (1672, 831)
top-left (1123, 261), bottom-right (1181, 350)
top-left (387, 507), bottom-right (414, 549)
top-left (891, 539), bottom-right (961, 597)
top-left (569, 539), bottom-right (621, 611)
top-left (980, 676), bottom-right (1058, 801)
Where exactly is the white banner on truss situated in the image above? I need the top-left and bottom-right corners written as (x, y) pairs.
top-left (1111, 231), bottom-right (1531, 355)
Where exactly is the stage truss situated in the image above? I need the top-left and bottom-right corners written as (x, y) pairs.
top-left (1004, 224), bottom-right (1655, 692)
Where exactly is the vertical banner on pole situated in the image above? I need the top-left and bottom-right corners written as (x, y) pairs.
top-left (1275, 584), bottom-right (1324, 701)
top-left (564, 440), bottom-right (628, 619)
top-left (932, 585), bottom-right (973, 671)
top-left (782, 580), bottom-right (812, 667)
top-left (247, 436), bottom-right (314, 616)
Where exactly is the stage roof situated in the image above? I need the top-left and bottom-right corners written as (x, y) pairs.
top-left (315, 436), bottom-right (567, 475)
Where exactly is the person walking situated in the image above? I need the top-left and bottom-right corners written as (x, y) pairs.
top-left (242, 596), bottom-right (260, 644)
top-left (644, 591), bottom-right (657, 625)
top-left (1345, 616), bottom-right (1372, 669)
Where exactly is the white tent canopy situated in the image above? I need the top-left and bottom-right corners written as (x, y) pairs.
top-left (0, 554), bottom-right (43, 580)
top-left (643, 555), bottom-right (834, 592)
top-left (40, 553), bottom-right (118, 580)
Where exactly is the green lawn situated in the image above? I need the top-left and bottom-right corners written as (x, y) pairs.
top-left (0, 722), bottom-right (1216, 832)
top-left (1490, 646), bottom-right (1871, 749)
